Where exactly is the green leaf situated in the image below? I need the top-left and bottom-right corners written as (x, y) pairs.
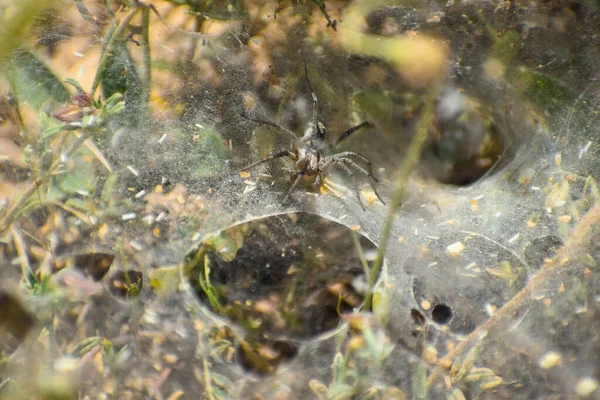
top-left (57, 151), bottom-right (97, 195)
top-left (100, 40), bottom-right (145, 125)
top-left (512, 67), bottom-right (576, 114)
top-left (9, 50), bottom-right (71, 110)
top-left (211, 372), bottom-right (232, 389)
top-left (41, 124), bottom-right (67, 139)
top-left (71, 336), bottom-right (103, 356)
top-left (326, 384), bottom-right (354, 400)
top-left (332, 352), bottom-right (346, 384)
top-left (103, 92), bottom-right (124, 108)
top-left (114, 345), bottom-right (130, 366)
top-left (191, 128), bottom-right (231, 178)
top-left (100, 174), bottom-right (118, 206)
top-left (213, 387), bottom-right (231, 400)
top-left (489, 29), bottom-right (521, 65)
top-left (64, 78), bottom-right (88, 96)
top-left (198, 256), bottom-right (221, 313)
top-left (206, 234), bottom-right (239, 262)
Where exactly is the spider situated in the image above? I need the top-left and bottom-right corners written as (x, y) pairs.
top-left (240, 65), bottom-right (386, 209)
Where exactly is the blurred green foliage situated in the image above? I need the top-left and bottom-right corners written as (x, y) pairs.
top-left (0, 0), bottom-right (56, 59)
top-left (191, 127), bottom-right (231, 178)
top-left (8, 50), bottom-right (70, 109)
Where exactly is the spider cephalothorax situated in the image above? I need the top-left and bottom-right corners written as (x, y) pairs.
top-left (241, 66), bottom-right (385, 209)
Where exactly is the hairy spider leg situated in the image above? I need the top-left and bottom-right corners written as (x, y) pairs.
top-left (282, 171), bottom-right (305, 204)
top-left (322, 157), bottom-right (368, 210)
top-left (240, 112), bottom-right (298, 143)
top-left (313, 173), bottom-right (322, 190)
top-left (299, 63), bottom-right (327, 149)
top-left (330, 155), bottom-right (386, 205)
top-left (334, 121), bottom-right (374, 147)
top-left (304, 63), bottom-right (320, 130)
top-left (333, 151), bottom-right (378, 180)
top-left (240, 150), bottom-right (294, 172)
top-left (336, 160), bottom-right (367, 210)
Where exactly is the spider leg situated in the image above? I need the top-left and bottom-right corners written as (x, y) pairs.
top-left (315, 158), bottom-right (333, 190)
top-left (335, 161), bottom-right (366, 210)
top-left (240, 150), bottom-right (294, 172)
top-left (334, 121), bottom-right (374, 147)
top-left (304, 63), bottom-right (319, 129)
top-left (313, 173), bottom-right (322, 190)
top-left (282, 171), bottom-right (305, 205)
top-left (333, 151), bottom-right (377, 180)
top-left (240, 112), bottom-right (298, 142)
top-left (334, 156), bottom-right (386, 205)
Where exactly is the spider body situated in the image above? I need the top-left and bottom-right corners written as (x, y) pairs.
top-left (294, 147), bottom-right (320, 176)
top-left (241, 67), bottom-right (385, 208)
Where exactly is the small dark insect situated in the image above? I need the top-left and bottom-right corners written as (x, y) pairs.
top-left (240, 66), bottom-right (386, 209)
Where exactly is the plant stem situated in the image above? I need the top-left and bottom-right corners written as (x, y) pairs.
top-left (11, 224), bottom-right (32, 279)
top-left (90, 8), bottom-right (139, 97)
top-left (202, 357), bottom-right (216, 400)
top-left (0, 131), bottom-right (89, 233)
top-left (0, 179), bottom-right (41, 233)
top-left (351, 230), bottom-right (370, 285)
top-left (363, 90), bottom-right (437, 309)
top-left (141, 6), bottom-right (151, 111)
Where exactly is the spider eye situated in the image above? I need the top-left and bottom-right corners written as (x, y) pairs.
top-left (317, 121), bottom-right (327, 137)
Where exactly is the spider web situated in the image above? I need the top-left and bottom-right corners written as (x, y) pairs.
top-left (4, 0), bottom-right (600, 399)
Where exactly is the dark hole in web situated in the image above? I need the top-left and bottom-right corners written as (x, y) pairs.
top-left (431, 304), bottom-right (453, 325)
top-left (107, 270), bottom-right (143, 299)
top-left (0, 290), bottom-right (37, 343)
top-left (186, 213), bottom-right (381, 374)
top-left (190, 213), bottom-right (377, 339)
top-left (74, 252), bottom-right (114, 281)
top-left (421, 89), bottom-right (516, 186)
top-left (237, 339), bottom-right (299, 376)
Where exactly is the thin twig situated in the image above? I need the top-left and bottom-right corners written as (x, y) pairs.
top-left (49, 201), bottom-right (92, 225)
top-left (203, 357), bottom-right (216, 400)
top-left (141, 7), bottom-right (151, 111)
top-left (350, 230), bottom-right (370, 285)
top-left (0, 129), bottom-right (92, 233)
top-left (0, 179), bottom-right (42, 233)
top-left (363, 91), bottom-right (437, 309)
top-left (73, 131), bottom-right (113, 172)
top-left (11, 224), bottom-right (32, 279)
top-left (310, 0), bottom-right (337, 30)
top-left (426, 204), bottom-right (600, 389)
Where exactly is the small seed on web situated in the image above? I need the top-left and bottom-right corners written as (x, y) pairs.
top-left (575, 378), bottom-right (599, 397)
top-left (447, 242), bottom-right (465, 256)
top-left (538, 351), bottom-right (562, 369)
